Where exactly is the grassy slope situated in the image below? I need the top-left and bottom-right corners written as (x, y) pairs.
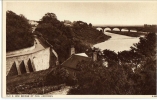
top-left (7, 68), bottom-right (54, 86)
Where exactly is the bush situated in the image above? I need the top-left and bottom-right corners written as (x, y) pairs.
top-left (44, 67), bottom-right (77, 86)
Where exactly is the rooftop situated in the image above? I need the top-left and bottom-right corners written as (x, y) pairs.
top-left (61, 54), bottom-right (91, 70)
top-left (75, 53), bottom-right (88, 57)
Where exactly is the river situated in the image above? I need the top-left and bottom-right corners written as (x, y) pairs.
top-left (93, 31), bottom-right (141, 53)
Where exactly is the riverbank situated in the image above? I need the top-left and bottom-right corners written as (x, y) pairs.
top-left (106, 30), bottom-right (146, 37)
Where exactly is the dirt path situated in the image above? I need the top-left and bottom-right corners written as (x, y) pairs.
top-left (45, 86), bottom-right (71, 95)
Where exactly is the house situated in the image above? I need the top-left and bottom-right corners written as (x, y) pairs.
top-left (61, 46), bottom-right (98, 76)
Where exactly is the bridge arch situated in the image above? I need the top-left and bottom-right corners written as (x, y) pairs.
top-left (121, 28), bottom-right (128, 32)
top-left (130, 29), bottom-right (137, 32)
top-left (113, 28), bottom-right (121, 31)
top-left (28, 59), bottom-right (34, 72)
top-left (7, 61), bottom-right (18, 77)
top-left (19, 61), bottom-right (27, 74)
top-left (104, 28), bottom-right (112, 33)
top-left (96, 27), bottom-right (103, 31)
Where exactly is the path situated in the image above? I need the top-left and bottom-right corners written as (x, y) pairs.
top-left (45, 86), bottom-right (71, 95)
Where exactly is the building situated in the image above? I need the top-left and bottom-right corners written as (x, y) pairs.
top-left (61, 46), bottom-right (98, 75)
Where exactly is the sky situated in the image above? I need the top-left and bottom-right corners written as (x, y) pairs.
top-left (6, 1), bottom-right (157, 25)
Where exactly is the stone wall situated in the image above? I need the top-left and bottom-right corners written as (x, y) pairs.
top-left (6, 47), bottom-right (51, 77)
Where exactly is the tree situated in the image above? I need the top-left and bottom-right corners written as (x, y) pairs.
top-left (40, 13), bottom-right (57, 22)
top-left (89, 23), bottom-right (92, 27)
top-left (103, 49), bottom-right (118, 67)
top-left (131, 33), bottom-right (156, 58)
top-left (6, 10), bottom-right (34, 52)
top-left (68, 60), bottom-right (135, 95)
top-left (130, 33), bottom-right (156, 95)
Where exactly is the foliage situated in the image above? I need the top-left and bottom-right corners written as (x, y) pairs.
top-left (132, 58), bottom-right (156, 95)
top-left (35, 12), bottom-right (111, 63)
top-left (44, 67), bottom-right (77, 86)
top-left (131, 32), bottom-right (156, 58)
top-left (40, 13), bottom-right (57, 22)
top-left (6, 11), bottom-right (34, 52)
top-left (130, 33), bottom-right (156, 94)
top-left (103, 49), bottom-right (119, 66)
top-left (68, 32), bottom-right (156, 95)
top-left (68, 61), bottom-right (135, 94)
top-left (44, 67), bottom-right (69, 86)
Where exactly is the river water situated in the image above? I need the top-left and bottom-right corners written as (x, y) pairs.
top-left (93, 31), bottom-right (140, 53)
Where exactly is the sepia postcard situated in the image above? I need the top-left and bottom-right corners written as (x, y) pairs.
top-left (2, 0), bottom-right (157, 98)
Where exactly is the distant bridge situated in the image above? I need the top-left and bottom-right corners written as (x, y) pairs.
top-left (93, 25), bottom-right (156, 33)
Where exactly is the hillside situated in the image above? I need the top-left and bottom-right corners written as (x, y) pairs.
top-left (35, 13), bottom-right (111, 63)
top-left (72, 21), bottom-right (110, 44)
top-left (6, 11), bottom-right (34, 52)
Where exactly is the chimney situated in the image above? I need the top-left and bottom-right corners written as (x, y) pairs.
top-left (92, 52), bottom-right (97, 61)
top-left (70, 45), bottom-right (75, 56)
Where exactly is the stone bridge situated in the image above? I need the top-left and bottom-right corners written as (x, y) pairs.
top-left (93, 25), bottom-right (154, 33)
